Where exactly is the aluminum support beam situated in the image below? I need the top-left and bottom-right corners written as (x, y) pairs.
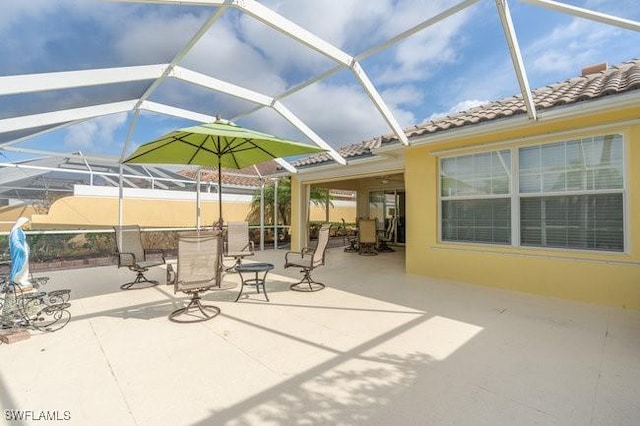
top-left (521, 0), bottom-right (640, 32)
top-left (110, 0), bottom-right (224, 5)
top-left (171, 68), bottom-right (346, 164)
top-left (120, 109), bottom-right (140, 161)
top-left (133, 6), bottom-right (229, 111)
top-left (237, 0), bottom-right (352, 67)
top-left (236, 0), bottom-right (408, 146)
top-left (0, 100), bottom-right (137, 134)
top-left (272, 101), bottom-right (346, 165)
top-left (140, 101), bottom-right (216, 123)
top-left (355, 0), bottom-right (481, 61)
top-left (351, 62), bottom-right (409, 145)
top-left (0, 65), bottom-right (166, 96)
top-left (2, 146), bottom-right (119, 164)
top-left (0, 121), bottom-right (85, 149)
top-left (172, 67), bottom-right (273, 106)
top-left (496, 0), bottom-right (537, 120)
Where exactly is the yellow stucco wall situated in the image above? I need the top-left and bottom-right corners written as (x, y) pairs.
top-left (308, 204), bottom-right (356, 223)
top-left (27, 194), bottom-right (354, 230)
top-left (0, 205), bottom-right (38, 232)
top-left (405, 107), bottom-right (640, 309)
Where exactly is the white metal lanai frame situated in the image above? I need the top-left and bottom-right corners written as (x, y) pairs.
top-left (0, 0), bottom-right (639, 172)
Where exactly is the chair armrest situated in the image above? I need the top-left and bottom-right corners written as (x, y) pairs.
top-left (145, 248), bottom-right (166, 263)
top-left (285, 247), bottom-right (313, 265)
top-left (116, 251), bottom-right (137, 267)
top-left (285, 250), bottom-right (303, 265)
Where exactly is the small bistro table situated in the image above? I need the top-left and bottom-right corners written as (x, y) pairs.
top-left (234, 263), bottom-right (275, 302)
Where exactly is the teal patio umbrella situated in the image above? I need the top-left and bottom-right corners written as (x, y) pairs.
top-left (123, 119), bottom-right (326, 225)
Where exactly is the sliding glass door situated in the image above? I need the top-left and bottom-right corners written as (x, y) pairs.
top-left (368, 190), bottom-right (405, 244)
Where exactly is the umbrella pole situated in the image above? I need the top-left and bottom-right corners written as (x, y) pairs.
top-left (196, 168), bottom-right (201, 230)
top-left (218, 161), bottom-right (223, 228)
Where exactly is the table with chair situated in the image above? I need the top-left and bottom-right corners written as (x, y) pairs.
top-left (344, 217), bottom-right (397, 255)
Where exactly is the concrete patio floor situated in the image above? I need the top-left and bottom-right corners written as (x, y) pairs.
top-left (1, 247), bottom-right (639, 425)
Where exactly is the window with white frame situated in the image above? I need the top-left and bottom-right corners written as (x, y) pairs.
top-left (439, 134), bottom-right (625, 252)
top-left (440, 150), bottom-right (512, 244)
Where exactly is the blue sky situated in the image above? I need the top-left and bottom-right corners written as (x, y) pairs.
top-left (1, 0), bottom-right (639, 163)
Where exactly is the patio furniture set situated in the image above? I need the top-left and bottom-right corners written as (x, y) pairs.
top-left (345, 217), bottom-right (397, 255)
top-left (114, 222), bottom-right (332, 323)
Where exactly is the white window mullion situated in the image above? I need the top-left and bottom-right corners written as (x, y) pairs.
top-left (512, 147), bottom-right (520, 247)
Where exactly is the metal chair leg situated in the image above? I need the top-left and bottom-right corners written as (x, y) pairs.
top-left (121, 269), bottom-right (159, 290)
top-left (169, 292), bottom-right (220, 323)
top-left (289, 269), bottom-right (325, 292)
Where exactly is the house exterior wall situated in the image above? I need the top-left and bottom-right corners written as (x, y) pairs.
top-left (405, 106), bottom-right (640, 309)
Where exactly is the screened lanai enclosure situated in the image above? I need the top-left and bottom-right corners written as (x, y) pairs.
top-left (1, 0), bottom-right (638, 255)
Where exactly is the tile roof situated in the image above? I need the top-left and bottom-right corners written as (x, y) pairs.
top-left (179, 161), bottom-right (277, 188)
top-left (291, 58), bottom-right (640, 168)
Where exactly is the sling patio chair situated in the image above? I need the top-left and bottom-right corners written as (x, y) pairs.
top-left (357, 218), bottom-right (378, 256)
top-left (169, 232), bottom-right (222, 323)
top-left (377, 216), bottom-right (397, 253)
top-left (284, 223), bottom-right (331, 292)
top-left (114, 225), bottom-right (166, 290)
top-left (223, 221), bottom-right (255, 271)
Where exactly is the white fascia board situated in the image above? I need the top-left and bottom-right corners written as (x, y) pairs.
top-left (351, 62), bottom-right (409, 145)
top-left (171, 66), bottom-right (273, 106)
top-left (521, 0), bottom-right (640, 32)
top-left (236, 0), bottom-right (353, 67)
top-left (410, 91), bottom-right (640, 148)
top-left (275, 158), bottom-right (297, 174)
top-left (495, 0), bottom-right (537, 120)
top-left (0, 65), bottom-right (167, 96)
top-left (294, 156), bottom-right (405, 185)
top-left (140, 101), bottom-right (216, 123)
top-left (0, 100), bottom-right (137, 133)
top-left (272, 101), bottom-right (347, 165)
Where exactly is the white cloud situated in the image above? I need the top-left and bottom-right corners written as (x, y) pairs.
top-left (381, 85), bottom-right (424, 109)
top-left (113, 11), bottom-right (206, 66)
top-left (63, 113), bottom-right (128, 151)
top-left (425, 99), bottom-right (489, 122)
top-left (526, 19), bottom-right (622, 77)
top-left (0, 0), bottom-right (59, 33)
top-left (276, 82), bottom-right (415, 146)
top-left (373, 1), bottom-right (476, 84)
top-left (238, 0), bottom-right (392, 73)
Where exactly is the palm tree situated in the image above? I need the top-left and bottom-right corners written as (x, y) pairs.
top-left (246, 177), bottom-right (331, 227)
